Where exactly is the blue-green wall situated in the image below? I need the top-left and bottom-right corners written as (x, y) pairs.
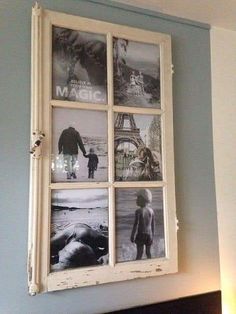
top-left (0, 1), bottom-right (220, 313)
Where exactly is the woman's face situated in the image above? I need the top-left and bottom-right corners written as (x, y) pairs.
top-left (139, 149), bottom-right (145, 160)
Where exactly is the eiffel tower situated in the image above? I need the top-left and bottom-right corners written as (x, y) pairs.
top-left (114, 113), bottom-right (144, 151)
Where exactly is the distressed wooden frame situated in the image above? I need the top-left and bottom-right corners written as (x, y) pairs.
top-left (28, 3), bottom-right (178, 295)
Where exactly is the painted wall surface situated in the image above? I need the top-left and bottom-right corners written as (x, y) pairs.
top-left (0, 1), bottom-right (220, 313)
top-left (211, 27), bottom-right (236, 314)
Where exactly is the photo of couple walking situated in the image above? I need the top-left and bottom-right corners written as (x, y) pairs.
top-left (51, 107), bottom-right (108, 182)
top-left (58, 126), bottom-right (99, 180)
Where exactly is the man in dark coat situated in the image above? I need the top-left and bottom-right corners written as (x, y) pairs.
top-left (58, 126), bottom-right (86, 179)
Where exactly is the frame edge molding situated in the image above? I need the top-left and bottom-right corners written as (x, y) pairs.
top-left (28, 2), bottom-right (43, 296)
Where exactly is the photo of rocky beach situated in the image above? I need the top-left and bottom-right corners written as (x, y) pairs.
top-left (51, 189), bottom-right (109, 271)
top-left (113, 37), bottom-right (160, 108)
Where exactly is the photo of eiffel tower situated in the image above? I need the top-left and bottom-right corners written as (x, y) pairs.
top-left (114, 113), bottom-right (162, 181)
top-left (114, 113), bottom-right (144, 150)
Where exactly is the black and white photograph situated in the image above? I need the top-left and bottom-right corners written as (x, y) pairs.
top-left (116, 188), bottom-right (165, 263)
top-left (51, 107), bottom-right (108, 182)
top-left (113, 37), bottom-right (160, 108)
top-left (50, 189), bottom-right (109, 271)
top-left (52, 26), bottom-right (107, 104)
top-left (114, 113), bottom-right (162, 181)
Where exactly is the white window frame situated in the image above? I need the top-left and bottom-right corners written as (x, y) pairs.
top-left (28, 3), bottom-right (178, 295)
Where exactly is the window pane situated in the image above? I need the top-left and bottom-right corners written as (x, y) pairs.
top-left (116, 187), bottom-right (165, 263)
top-left (52, 108), bottom-right (108, 182)
top-left (113, 37), bottom-right (160, 108)
top-left (51, 189), bottom-right (109, 271)
top-left (114, 113), bottom-right (162, 181)
top-left (52, 26), bottom-right (107, 104)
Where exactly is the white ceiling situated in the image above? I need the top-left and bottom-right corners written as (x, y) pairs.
top-left (112, 0), bottom-right (236, 31)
